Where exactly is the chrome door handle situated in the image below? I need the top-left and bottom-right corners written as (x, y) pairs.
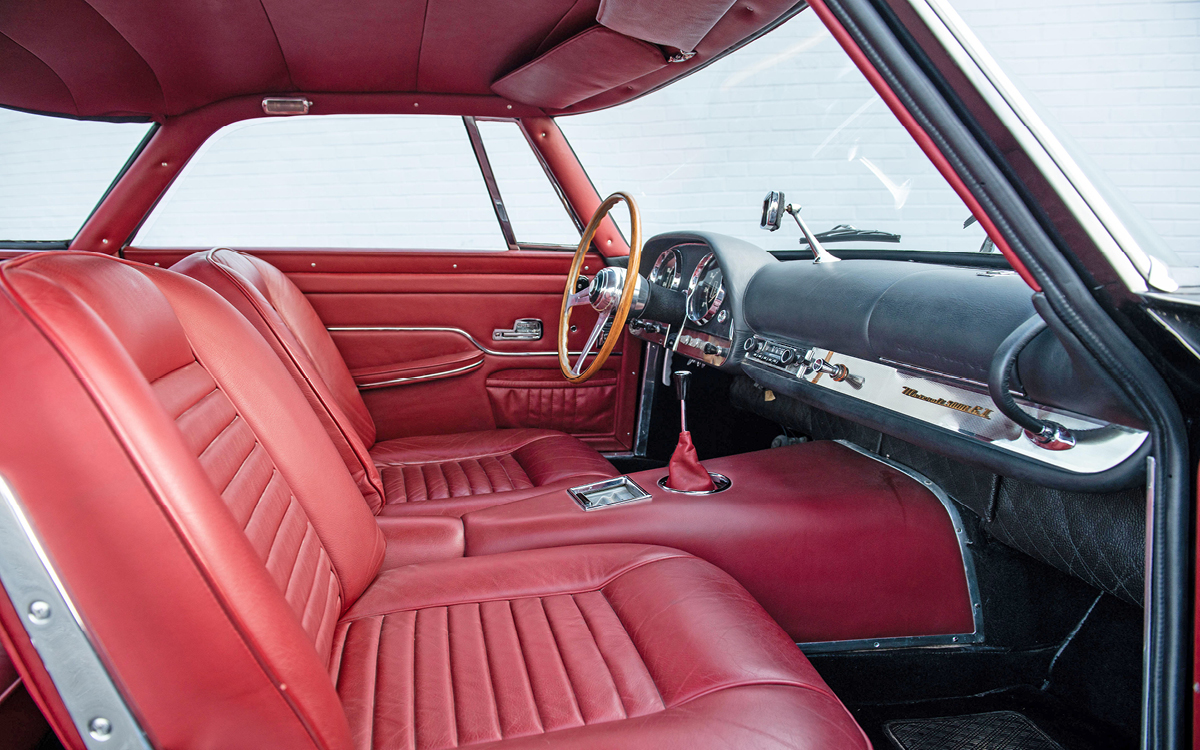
top-left (493, 318), bottom-right (543, 341)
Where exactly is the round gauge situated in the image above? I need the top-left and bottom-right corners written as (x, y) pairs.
top-left (686, 252), bottom-right (725, 325)
top-left (648, 247), bottom-right (683, 290)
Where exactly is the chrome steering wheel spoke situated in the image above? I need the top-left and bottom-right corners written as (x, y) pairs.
top-left (566, 287), bottom-right (592, 308)
top-left (572, 307), bottom-right (612, 377)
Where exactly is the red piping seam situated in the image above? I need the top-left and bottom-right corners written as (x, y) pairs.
top-left (340, 551), bottom-right (694, 621)
top-left (806, 0), bottom-right (1040, 292)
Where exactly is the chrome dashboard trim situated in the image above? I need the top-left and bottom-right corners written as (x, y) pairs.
top-left (0, 475), bottom-right (153, 750)
top-left (685, 251), bottom-right (726, 326)
top-left (877, 357), bottom-right (1021, 396)
top-left (327, 326), bottom-right (619, 359)
top-left (355, 358), bottom-right (484, 389)
top-left (747, 338), bottom-right (1148, 474)
top-left (799, 442), bottom-right (984, 653)
top-left (648, 247), bottom-right (684, 290)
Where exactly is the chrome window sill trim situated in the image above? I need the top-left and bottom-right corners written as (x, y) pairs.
top-left (328, 326), bottom-right (619, 359)
top-left (355, 359), bottom-right (484, 389)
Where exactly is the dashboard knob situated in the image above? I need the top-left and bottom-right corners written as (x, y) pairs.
top-left (743, 337), bottom-right (758, 352)
top-left (779, 349), bottom-right (795, 365)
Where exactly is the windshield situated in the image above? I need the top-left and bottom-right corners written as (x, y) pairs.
top-left (557, 8), bottom-right (988, 254)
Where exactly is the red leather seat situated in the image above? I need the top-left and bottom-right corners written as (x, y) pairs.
top-left (172, 248), bottom-right (618, 516)
top-left (0, 251), bottom-right (868, 748)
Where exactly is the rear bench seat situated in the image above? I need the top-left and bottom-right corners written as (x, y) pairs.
top-left (0, 252), bottom-right (869, 749)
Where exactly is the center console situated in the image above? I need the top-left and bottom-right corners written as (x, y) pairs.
top-left (459, 440), bottom-right (979, 648)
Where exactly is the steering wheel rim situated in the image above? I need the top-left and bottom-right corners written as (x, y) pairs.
top-left (558, 192), bottom-right (642, 384)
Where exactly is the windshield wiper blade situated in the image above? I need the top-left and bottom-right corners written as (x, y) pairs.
top-left (797, 224), bottom-right (901, 244)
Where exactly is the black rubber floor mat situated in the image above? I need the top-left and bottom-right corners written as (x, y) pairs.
top-left (884, 711), bottom-right (1065, 750)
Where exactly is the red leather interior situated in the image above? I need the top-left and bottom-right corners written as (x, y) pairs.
top-left (0, 0), bottom-right (800, 120)
top-left (0, 251), bottom-right (868, 749)
top-left (665, 430), bottom-right (715, 492)
top-left (171, 249), bottom-right (625, 517)
top-left (492, 26), bottom-right (667, 110)
top-left (464, 441), bottom-right (977, 643)
top-left (370, 429), bottom-right (619, 516)
top-left (333, 544), bottom-right (870, 750)
top-left (486, 368), bottom-right (618, 435)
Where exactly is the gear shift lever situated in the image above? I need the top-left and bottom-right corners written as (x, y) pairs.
top-left (674, 370), bottom-right (690, 432)
top-left (665, 370), bottom-right (715, 492)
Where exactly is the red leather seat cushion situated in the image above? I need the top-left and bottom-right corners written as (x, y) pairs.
top-left (172, 249), bottom-right (619, 516)
top-left (370, 428), bottom-right (619, 516)
top-left (332, 544), bottom-right (870, 750)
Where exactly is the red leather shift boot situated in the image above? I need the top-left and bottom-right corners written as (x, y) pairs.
top-left (666, 431), bottom-right (715, 492)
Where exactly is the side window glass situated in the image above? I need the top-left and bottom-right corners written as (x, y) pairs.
top-left (0, 108), bottom-right (152, 243)
top-left (476, 120), bottom-right (581, 246)
top-left (134, 115), bottom-right (507, 251)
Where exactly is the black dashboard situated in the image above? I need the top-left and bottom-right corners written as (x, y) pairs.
top-left (627, 231), bottom-right (1149, 492)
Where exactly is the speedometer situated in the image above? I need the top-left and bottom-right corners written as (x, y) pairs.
top-left (686, 252), bottom-right (725, 325)
top-left (648, 247), bottom-right (683, 290)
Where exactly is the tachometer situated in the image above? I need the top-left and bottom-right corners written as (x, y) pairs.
top-left (686, 252), bottom-right (725, 325)
top-left (648, 247), bottom-right (683, 290)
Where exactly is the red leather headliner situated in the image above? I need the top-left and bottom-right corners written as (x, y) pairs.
top-left (0, 0), bottom-right (801, 120)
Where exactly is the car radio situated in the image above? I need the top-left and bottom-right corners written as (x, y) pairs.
top-left (743, 336), bottom-right (805, 375)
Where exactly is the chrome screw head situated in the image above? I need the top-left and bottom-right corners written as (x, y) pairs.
top-left (27, 601), bottom-right (50, 624)
top-left (88, 717), bottom-right (113, 741)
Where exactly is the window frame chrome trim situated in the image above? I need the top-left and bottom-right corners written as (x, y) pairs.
top-left (903, 0), bottom-right (1162, 293)
top-left (0, 475), bottom-right (153, 750)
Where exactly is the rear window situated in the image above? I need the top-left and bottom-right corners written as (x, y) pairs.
top-left (0, 108), bottom-right (152, 244)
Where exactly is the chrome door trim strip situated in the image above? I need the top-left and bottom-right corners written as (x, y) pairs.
top-left (0, 476), bottom-right (152, 750)
top-left (328, 326), bottom-right (619, 359)
top-left (355, 359), bottom-right (484, 389)
top-left (796, 441), bottom-right (985, 654)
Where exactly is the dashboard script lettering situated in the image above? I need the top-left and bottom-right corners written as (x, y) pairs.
top-left (901, 386), bottom-right (993, 420)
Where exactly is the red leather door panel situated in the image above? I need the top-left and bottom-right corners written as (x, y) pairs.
top-left (127, 248), bottom-right (640, 451)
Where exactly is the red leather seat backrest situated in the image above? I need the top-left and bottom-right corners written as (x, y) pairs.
top-left (173, 249), bottom-right (387, 512)
top-left (0, 252), bottom-right (386, 749)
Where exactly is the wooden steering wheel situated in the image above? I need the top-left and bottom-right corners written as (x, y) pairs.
top-left (558, 192), bottom-right (643, 384)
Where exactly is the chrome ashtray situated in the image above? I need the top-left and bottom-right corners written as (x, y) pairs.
top-left (657, 472), bottom-right (731, 495)
top-left (567, 476), bottom-right (652, 511)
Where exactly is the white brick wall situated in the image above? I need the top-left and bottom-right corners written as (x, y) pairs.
top-left (953, 0), bottom-right (1200, 264)
top-left (561, 0), bottom-right (1200, 263)
top-left (0, 0), bottom-right (1195, 265)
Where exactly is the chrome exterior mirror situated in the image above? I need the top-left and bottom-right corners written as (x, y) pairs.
top-left (761, 191), bottom-right (785, 231)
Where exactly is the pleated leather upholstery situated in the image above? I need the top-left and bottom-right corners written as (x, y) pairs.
top-left (0, 252), bottom-right (869, 749)
top-left (332, 591), bottom-right (664, 750)
top-left (328, 544), bottom-right (870, 750)
top-left (370, 429), bottom-right (618, 512)
top-left (154, 360), bottom-right (342, 656)
top-left (173, 250), bottom-right (619, 515)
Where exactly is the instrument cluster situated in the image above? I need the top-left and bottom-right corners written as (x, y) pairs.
top-left (632, 243), bottom-right (733, 367)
